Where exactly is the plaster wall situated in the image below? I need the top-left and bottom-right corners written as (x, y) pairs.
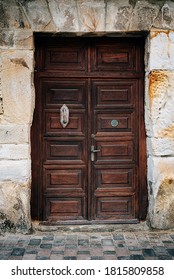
top-left (0, 0), bottom-right (174, 232)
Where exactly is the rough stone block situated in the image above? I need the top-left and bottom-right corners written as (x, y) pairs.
top-left (153, 1), bottom-right (174, 30)
top-left (0, 29), bottom-right (33, 50)
top-left (20, 0), bottom-right (56, 31)
top-left (0, 181), bottom-right (31, 233)
top-left (0, 144), bottom-right (29, 160)
top-left (147, 137), bottom-right (174, 157)
top-left (149, 173), bottom-right (174, 229)
top-left (1, 50), bottom-right (34, 124)
top-left (77, 0), bottom-right (106, 32)
top-left (129, 1), bottom-right (161, 31)
top-left (0, 160), bottom-right (31, 182)
top-left (48, 0), bottom-right (79, 32)
top-left (147, 156), bottom-right (174, 229)
top-left (149, 31), bottom-right (174, 70)
top-left (0, 77), bottom-right (3, 114)
top-left (0, 30), bottom-right (14, 48)
top-left (147, 71), bottom-right (174, 138)
top-left (106, 0), bottom-right (132, 31)
top-left (0, 124), bottom-right (29, 144)
top-left (0, 0), bottom-right (30, 29)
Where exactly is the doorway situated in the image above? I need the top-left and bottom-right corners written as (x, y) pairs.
top-left (31, 36), bottom-right (147, 224)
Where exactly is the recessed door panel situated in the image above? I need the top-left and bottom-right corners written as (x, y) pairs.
top-left (93, 140), bottom-right (135, 163)
top-left (92, 80), bottom-right (137, 108)
top-left (44, 111), bottom-right (86, 136)
top-left (44, 139), bottom-right (86, 164)
top-left (43, 80), bottom-right (87, 109)
top-left (94, 167), bottom-right (135, 191)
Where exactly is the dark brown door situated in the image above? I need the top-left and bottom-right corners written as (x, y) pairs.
top-left (31, 36), bottom-right (147, 224)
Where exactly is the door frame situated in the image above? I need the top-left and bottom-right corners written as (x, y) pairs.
top-left (31, 34), bottom-right (148, 224)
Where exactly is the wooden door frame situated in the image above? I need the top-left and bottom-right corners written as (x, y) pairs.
top-left (31, 34), bottom-right (148, 223)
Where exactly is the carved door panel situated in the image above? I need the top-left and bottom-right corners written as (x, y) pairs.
top-left (31, 37), bottom-right (147, 223)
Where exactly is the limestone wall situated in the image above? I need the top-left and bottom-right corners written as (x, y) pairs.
top-left (0, 0), bottom-right (174, 232)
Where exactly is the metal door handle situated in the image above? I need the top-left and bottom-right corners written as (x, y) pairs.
top-left (91, 145), bottom-right (101, 161)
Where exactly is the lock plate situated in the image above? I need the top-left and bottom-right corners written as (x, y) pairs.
top-left (111, 119), bottom-right (119, 127)
top-left (60, 104), bottom-right (69, 128)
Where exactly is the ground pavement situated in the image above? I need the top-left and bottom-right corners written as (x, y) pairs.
top-left (0, 228), bottom-right (174, 260)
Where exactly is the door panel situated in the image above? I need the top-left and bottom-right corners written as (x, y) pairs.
top-left (94, 140), bottom-right (134, 163)
top-left (46, 197), bottom-right (86, 220)
top-left (44, 111), bottom-right (86, 136)
top-left (94, 167), bottom-right (135, 191)
top-left (44, 139), bottom-right (86, 163)
top-left (94, 112), bottom-right (135, 135)
top-left (92, 80), bottom-right (137, 108)
top-left (91, 42), bottom-right (136, 72)
top-left (95, 196), bottom-right (135, 220)
top-left (32, 36), bottom-right (147, 223)
top-left (44, 166), bottom-right (86, 191)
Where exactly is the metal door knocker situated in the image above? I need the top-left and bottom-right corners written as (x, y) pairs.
top-left (60, 104), bottom-right (69, 128)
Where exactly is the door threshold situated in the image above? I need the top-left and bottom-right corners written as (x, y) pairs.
top-left (32, 220), bottom-right (149, 233)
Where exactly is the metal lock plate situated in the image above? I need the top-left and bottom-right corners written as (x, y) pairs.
top-left (111, 119), bottom-right (119, 127)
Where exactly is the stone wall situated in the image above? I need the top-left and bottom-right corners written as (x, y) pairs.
top-left (0, 0), bottom-right (174, 232)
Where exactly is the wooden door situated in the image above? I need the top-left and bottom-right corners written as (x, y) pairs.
top-left (31, 36), bottom-right (147, 224)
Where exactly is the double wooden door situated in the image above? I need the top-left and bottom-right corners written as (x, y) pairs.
top-left (31, 36), bottom-right (147, 224)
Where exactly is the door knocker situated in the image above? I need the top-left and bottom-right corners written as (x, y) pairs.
top-left (60, 104), bottom-right (69, 128)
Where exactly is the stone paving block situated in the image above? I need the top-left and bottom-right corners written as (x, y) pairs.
top-left (130, 254), bottom-right (144, 260)
top-left (78, 239), bottom-right (89, 246)
top-left (8, 256), bottom-right (23, 260)
top-left (66, 234), bottom-right (77, 240)
top-left (36, 256), bottom-right (50, 260)
top-left (77, 251), bottom-right (90, 255)
top-left (64, 249), bottom-right (77, 257)
top-left (37, 249), bottom-right (51, 256)
top-left (128, 246), bottom-right (142, 251)
top-left (170, 234), bottom-right (174, 240)
top-left (162, 241), bottom-right (173, 246)
top-left (90, 248), bottom-right (103, 257)
top-left (77, 255), bottom-right (91, 260)
top-left (51, 250), bottom-right (64, 254)
top-left (103, 250), bottom-right (116, 255)
top-left (142, 249), bottom-right (156, 257)
top-left (115, 247), bottom-right (130, 256)
top-left (0, 254), bottom-right (10, 260)
top-left (153, 246), bottom-right (168, 255)
top-left (50, 254), bottom-right (64, 260)
top-left (90, 242), bottom-right (102, 248)
top-left (23, 254), bottom-right (37, 260)
top-left (53, 238), bottom-right (65, 243)
top-left (167, 249), bottom-right (174, 256)
top-left (29, 239), bottom-right (41, 246)
top-left (64, 256), bottom-right (77, 260)
top-left (102, 239), bottom-right (114, 246)
top-left (25, 250), bottom-right (38, 254)
top-left (65, 244), bottom-right (77, 249)
top-left (91, 256), bottom-right (104, 260)
top-left (11, 248), bottom-right (25, 256)
top-left (113, 234), bottom-right (124, 240)
top-left (104, 255), bottom-right (117, 260)
top-left (117, 256), bottom-right (130, 260)
top-left (117, 243), bottom-right (125, 248)
top-left (40, 244), bottom-right (52, 249)
top-left (157, 255), bottom-right (172, 260)
top-left (43, 235), bottom-right (54, 241)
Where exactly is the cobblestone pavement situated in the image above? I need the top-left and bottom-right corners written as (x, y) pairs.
top-left (0, 230), bottom-right (174, 260)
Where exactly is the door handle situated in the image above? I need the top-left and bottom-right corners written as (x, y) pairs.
top-left (91, 145), bottom-right (101, 161)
